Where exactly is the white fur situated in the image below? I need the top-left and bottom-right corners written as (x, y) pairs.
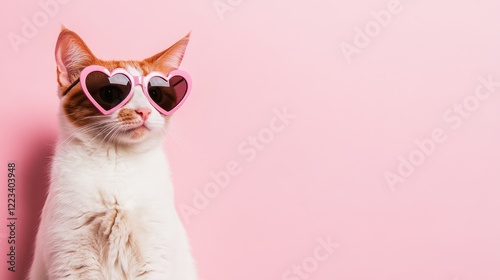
top-left (29, 66), bottom-right (197, 280)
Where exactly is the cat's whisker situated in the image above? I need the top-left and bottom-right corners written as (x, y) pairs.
top-left (103, 124), bottom-right (125, 145)
top-left (164, 129), bottom-right (196, 165)
top-left (164, 120), bottom-right (196, 161)
top-left (105, 124), bottom-right (121, 141)
top-left (87, 125), bottom-right (114, 147)
top-left (93, 125), bottom-right (120, 149)
top-left (59, 122), bottom-right (107, 147)
top-left (60, 120), bottom-right (120, 150)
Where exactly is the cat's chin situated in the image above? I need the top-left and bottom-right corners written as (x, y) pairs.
top-left (115, 126), bottom-right (155, 144)
top-left (113, 123), bottom-right (168, 147)
top-left (124, 125), bottom-right (149, 139)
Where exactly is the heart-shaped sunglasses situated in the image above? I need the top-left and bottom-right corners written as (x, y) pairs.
top-left (62, 65), bottom-right (191, 115)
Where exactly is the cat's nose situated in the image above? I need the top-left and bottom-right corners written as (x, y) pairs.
top-left (135, 108), bottom-right (151, 121)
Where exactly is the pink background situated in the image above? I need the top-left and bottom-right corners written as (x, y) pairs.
top-left (1, 0), bottom-right (500, 279)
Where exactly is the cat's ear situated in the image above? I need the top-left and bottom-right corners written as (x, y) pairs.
top-left (55, 27), bottom-right (96, 87)
top-left (146, 33), bottom-right (190, 72)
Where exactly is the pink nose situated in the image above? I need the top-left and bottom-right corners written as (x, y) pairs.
top-left (135, 108), bottom-right (151, 121)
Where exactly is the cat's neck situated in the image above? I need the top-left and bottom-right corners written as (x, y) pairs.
top-left (52, 131), bottom-right (172, 200)
top-left (57, 134), bottom-right (165, 160)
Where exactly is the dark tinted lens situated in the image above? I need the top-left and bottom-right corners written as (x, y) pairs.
top-left (85, 72), bottom-right (131, 110)
top-left (148, 75), bottom-right (188, 112)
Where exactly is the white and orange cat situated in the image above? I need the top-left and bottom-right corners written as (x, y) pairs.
top-left (29, 28), bottom-right (197, 280)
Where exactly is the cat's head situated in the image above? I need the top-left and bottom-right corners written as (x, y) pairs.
top-left (55, 27), bottom-right (190, 149)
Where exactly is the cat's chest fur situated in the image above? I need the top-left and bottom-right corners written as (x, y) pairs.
top-left (44, 144), bottom-right (179, 279)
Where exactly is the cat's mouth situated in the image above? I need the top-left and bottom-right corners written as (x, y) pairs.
top-left (123, 124), bottom-right (149, 138)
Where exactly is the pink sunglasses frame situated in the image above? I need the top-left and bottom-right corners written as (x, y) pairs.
top-left (79, 65), bottom-right (192, 115)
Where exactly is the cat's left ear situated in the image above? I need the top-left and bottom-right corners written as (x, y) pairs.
top-left (146, 33), bottom-right (190, 72)
top-left (55, 27), bottom-right (96, 87)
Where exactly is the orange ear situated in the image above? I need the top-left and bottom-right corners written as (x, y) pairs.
top-left (146, 33), bottom-right (190, 73)
top-left (55, 27), bottom-right (96, 87)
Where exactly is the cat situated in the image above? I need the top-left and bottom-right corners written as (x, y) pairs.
top-left (28, 28), bottom-right (197, 280)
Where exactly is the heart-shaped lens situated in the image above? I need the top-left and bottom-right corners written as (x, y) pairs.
top-left (147, 75), bottom-right (188, 112)
top-left (85, 72), bottom-right (132, 111)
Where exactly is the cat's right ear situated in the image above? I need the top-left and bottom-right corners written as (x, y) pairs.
top-left (55, 27), bottom-right (96, 87)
